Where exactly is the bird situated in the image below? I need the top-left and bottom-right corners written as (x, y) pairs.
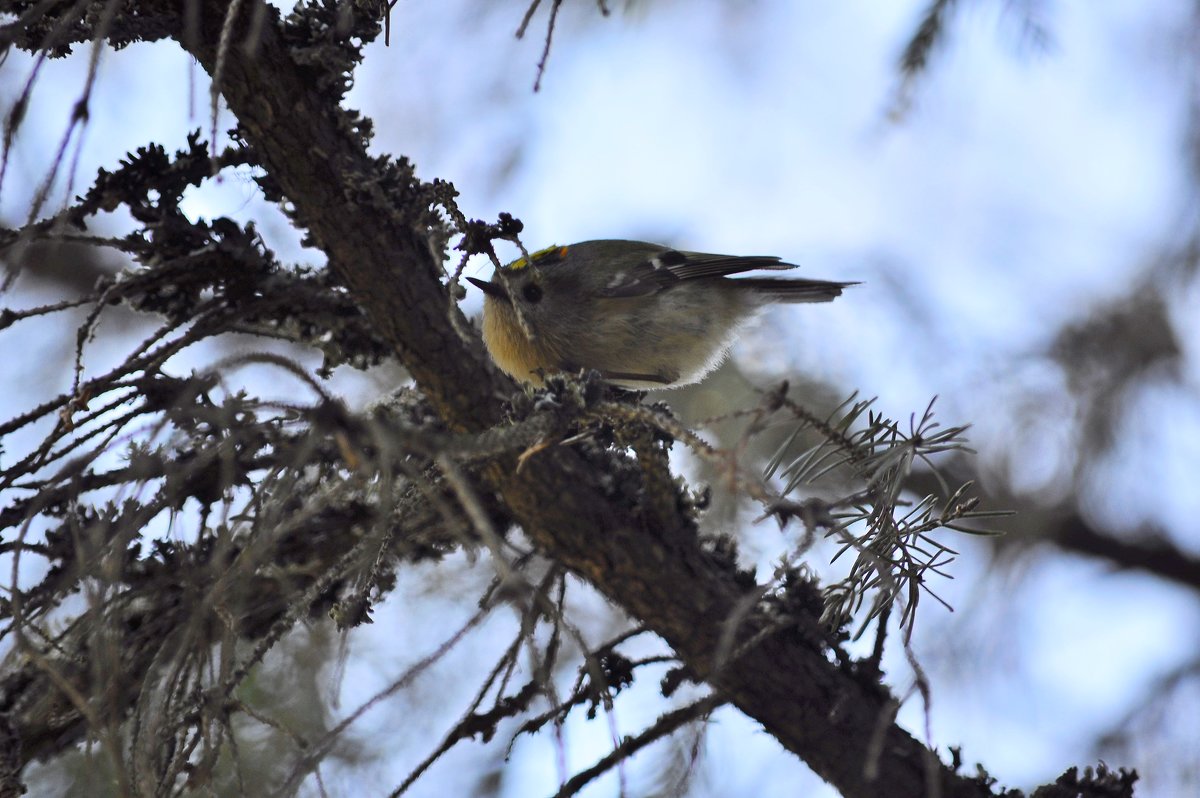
top-left (467, 239), bottom-right (853, 388)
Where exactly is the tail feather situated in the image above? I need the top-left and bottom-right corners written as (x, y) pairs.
top-left (734, 277), bottom-right (857, 303)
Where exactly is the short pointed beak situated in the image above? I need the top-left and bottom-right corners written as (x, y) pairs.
top-left (466, 276), bottom-right (509, 302)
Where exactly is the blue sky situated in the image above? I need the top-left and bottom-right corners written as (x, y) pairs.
top-left (3, 1), bottom-right (1199, 795)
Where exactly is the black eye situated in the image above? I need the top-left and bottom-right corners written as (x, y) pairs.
top-left (522, 283), bottom-right (543, 303)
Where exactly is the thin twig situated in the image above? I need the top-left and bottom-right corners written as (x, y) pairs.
top-left (550, 694), bottom-right (725, 798)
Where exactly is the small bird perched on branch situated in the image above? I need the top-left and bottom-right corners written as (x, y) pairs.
top-left (467, 239), bottom-right (854, 389)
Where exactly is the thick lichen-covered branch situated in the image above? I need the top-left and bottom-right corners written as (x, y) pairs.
top-left (0, 2), bottom-right (1137, 797)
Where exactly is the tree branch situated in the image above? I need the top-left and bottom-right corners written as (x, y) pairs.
top-left (0, 2), bottom-right (1136, 796)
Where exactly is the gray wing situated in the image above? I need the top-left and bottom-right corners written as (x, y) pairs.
top-left (595, 249), bottom-right (794, 298)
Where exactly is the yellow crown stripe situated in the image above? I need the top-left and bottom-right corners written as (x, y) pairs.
top-left (506, 245), bottom-right (567, 272)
